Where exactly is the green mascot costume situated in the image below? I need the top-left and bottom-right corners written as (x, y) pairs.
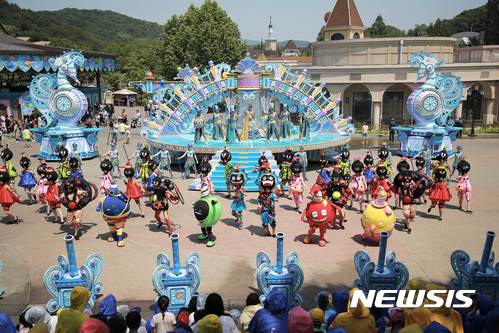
top-left (193, 183), bottom-right (221, 247)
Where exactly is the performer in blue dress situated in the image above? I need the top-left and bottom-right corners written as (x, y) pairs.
top-left (279, 106), bottom-right (292, 139)
top-left (211, 106), bottom-right (224, 140)
top-left (258, 172), bottom-right (279, 237)
top-left (229, 166), bottom-right (247, 230)
top-left (225, 111), bottom-right (240, 144)
top-left (18, 156), bottom-right (37, 204)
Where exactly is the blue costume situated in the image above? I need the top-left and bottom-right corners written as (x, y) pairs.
top-left (363, 168), bottom-right (375, 184)
top-left (18, 170), bottom-right (37, 190)
top-left (231, 190), bottom-right (246, 213)
top-left (319, 168), bottom-right (331, 184)
top-left (259, 192), bottom-right (277, 227)
top-left (247, 289), bottom-right (288, 333)
top-left (69, 170), bottom-right (83, 180)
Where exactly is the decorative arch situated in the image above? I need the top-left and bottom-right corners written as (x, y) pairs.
top-left (342, 83), bottom-right (372, 124)
top-left (331, 33), bottom-right (345, 40)
top-left (382, 83), bottom-right (414, 124)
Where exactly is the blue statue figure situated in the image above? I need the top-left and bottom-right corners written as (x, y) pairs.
top-left (300, 111), bottom-right (313, 141)
top-left (353, 232), bottom-right (409, 294)
top-left (225, 110), bottom-right (240, 144)
top-left (266, 106), bottom-right (280, 142)
top-left (256, 232), bottom-right (304, 306)
top-left (450, 231), bottom-right (499, 306)
top-left (29, 51), bottom-right (102, 160)
top-left (212, 105), bottom-right (224, 140)
top-left (152, 233), bottom-right (201, 313)
top-left (394, 52), bottom-right (463, 157)
top-left (279, 106), bottom-right (292, 139)
top-left (43, 235), bottom-right (104, 312)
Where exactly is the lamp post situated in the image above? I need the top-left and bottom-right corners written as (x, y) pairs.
top-left (468, 84), bottom-right (482, 137)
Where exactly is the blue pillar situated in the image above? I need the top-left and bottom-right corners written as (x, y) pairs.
top-left (276, 232), bottom-right (284, 274)
top-left (65, 235), bottom-right (79, 277)
top-left (376, 232), bottom-right (389, 273)
top-left (171, 233), bottom-right (181, 276)
top-left (480, 231), bottom-right (495, 273)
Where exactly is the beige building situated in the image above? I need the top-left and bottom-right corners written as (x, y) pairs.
top-left (306, 0), bottom-right (499, 129)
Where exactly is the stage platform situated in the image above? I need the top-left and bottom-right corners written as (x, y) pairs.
top-left (147, 132), bottom-right (351, 154)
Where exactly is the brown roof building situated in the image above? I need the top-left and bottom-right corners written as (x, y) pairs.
top-left (323, 0), bottom-right (366, 40)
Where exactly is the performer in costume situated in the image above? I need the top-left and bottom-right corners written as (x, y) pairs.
top-left (138, 147), bottom-right (152, 186)
top-left (146, 160), bottom-right (160, 193)
top-left (278, 106), bottom-right (291, 139)
top-left (211, 106), bottom-right (224, 140)
top-left (193, 111), bottom-right (207, 144)
top-left (316, 153), bottom-right (331, 191)
top-left (301, 185), bottom-right (336, 247)
top-left (240, 104), bottom-right (254, 141)
top-left (219, 148), bottom-right (233, 198)
top-left (177, 145), bottom-right (198, 179)
top-left (258, 172), bottom-right (279, 237)
top-left (434, 149), bottom-right (450, 182)
top-left (56, 146), bottom-right (71, 181)
top-left (361, 186), bottom-right (395, 243)
top-left (60, 179), bottom-right (97, 239)
top-left (45, 167), bottom-right (63, 223)
top-left (36, 161), bottom-right (48, 212)
top-left (129, 143), bottom-right (143, 177)
top-left (416, 145), bottom-right (432, 178)
top-left (69, 157), bottom-right (83, 180)
top-left (147, 177), bottom-right (183, 234)
top-left (151, 147), bottom-right (173, 178)
top-left (394, 170), bottom-right (426, 234)
top-left (101, 143), bottom-right (121, 178)
top-left (289, 160), bottom-right (306, 213)
top-left (278, 148), bottom-right (294, 197)
top-left (266, 108), bottom-right (280, 142)
top-left (428, 166), bottom-right (451, 220)
top-left (339, 149), bottom-right (351, 176)
top-left (253, 153), bottom-right (270, 188)
top-left (371, 164), bottom-right (393, 201)
top-left (393, 158), bottom-right (411, 208)
top-left (229, 166), bottom-right (247, 230)
top-left (451, 145), bottom-right (464, 180)
top-left (96, 182), bottom-right (130, 247)
top-left (199, 158), bottom-right (214, 195)
top-left (377, 147), bottom-right (393, 179)
top-left (0, 165), bottom-right (19, 223)
top-left (349, 159), bottom-right (367, 212)
top-left (363, 154), bottom-right (375, 202)
top-left (193, 183), bottom-right (221, 247)
top-left (456, 159), bottom-right (472, 214)
top-left (294, 146), bottom-right (308, 181)
top-left (327, 172), bottom-right (350, 229)
top-left (299, 110), bottom-right (313, 141)
top-left (1, 147), bottom-right (17, 191)
top-left (18, 156), bottom-right (37, 204)
top-left (100, 159), bottom-right (113, 195)
top-left (123, 162), bottom-right (145, 218)
top-left (415, 157), bottom-right (431, 204)
top-left (226, 111), bottom-right (240, 144)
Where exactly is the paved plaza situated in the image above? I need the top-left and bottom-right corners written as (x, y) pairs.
top-left (0, 130), bottom-right (497, 313)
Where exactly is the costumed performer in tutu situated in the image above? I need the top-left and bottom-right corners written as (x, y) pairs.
top-left (18, 156), bottom-right (37, 204)
top-left (0, 165), bottom-right (19, 223)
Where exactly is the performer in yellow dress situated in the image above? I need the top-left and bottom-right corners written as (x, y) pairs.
top-left (240, 104), bottom-right (254, 141)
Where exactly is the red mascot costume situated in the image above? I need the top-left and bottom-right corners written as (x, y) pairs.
top-left (301, 185), bottom-right (336, 247)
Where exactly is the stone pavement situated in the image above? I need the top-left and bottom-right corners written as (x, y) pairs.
top-left (0, 130), bottom-right (497, 313)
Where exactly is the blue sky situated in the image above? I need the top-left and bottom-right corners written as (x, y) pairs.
top-left (9, 0), bottom-right (487, 41)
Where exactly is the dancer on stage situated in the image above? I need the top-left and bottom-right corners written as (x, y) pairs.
top-left (241, 104), bottom-right (254, 141)
top-left (302, 184), bottom-right (335, 247)
top-left (349, 159), bottom-right (367, 212)
top-left (428, 166), bottom-right (451, 220)
top-left (226, 111), bottom-right (240, 144)
top-left (45, 167), bottom-right (63, 223)
top-left (193, 183), bottom-right (221, 247)
top-left (395, 170), bottom-right (425, 234)
top-left (100, 159), bottom-right (113, 195)
top-left (299, 111), bottom-right (313, 141)
top-left (266, 108), bottom-right (280, 142)
top-left (96, 182), bottom-right (130, 247)
top-left (258, 172), bottom-right (278, 237)
top-left (148, 177), bottom-right (182, 234)
top-left (123, 162), bottom-right (145, 218)
top-left (0, 165), bottom-right (19, 223)
top-left (138, 147), bottom-right (152, 187)
top-left (152, 147), bottom-right (173, 178)
top-left (328, 172), bottom-right (349, 229)
top-left (18, 156), bottom-right (37, 204)
top-left (129, 143), bottom-right (143, 176)
top-left (393, 158), bottom-right (411, 208)
top-left (193, 111), bottom-right (207, 144)
top-left (253, 153), bottom-right (270, 186)
top-left (56, 146), bottom-right (71, 181)
top-left (279, 106), bottom-right (291, 139)
top-left (60, 179), bottom-right (97, 239)
top-left (434, 150), bottom-right (450, 182)
top-left (278, 148), bottom-right (294, 197)
top-left (363, 153), bottom-right (375, 202)
top-left (212, 106), bottom-right (224, 140)
top-left (69, 157), bottom-right (83, 180)
top-left (456, 159), bottom-right (472, 213)
top-left (177, 144), bottom-right (198, 179)
top-left (317, 153), bottom-right (331, 191)
top-left (101, 143), bottom-right (121, 178)
top-left (36, 161), bottom-right (48, 212)
top-left (229, 166), bottom-right (247, 230)
top-left (219, 149), bottom-right (233, 198)
top-left (199, 158), bottom-right (214, 195)
top-left (289, 160), bottom-right (306, 213)
top-left (146, 160), bottom-right (160, 193)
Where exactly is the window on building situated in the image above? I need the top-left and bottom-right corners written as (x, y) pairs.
top-left (352, 91), bottom-right (371, 123)
top-left (353, 33), bottom-right (360, 39)
top-left (331, 33), bottom-right (344, 40)
top-left (382, 91), bottom-right (405, 124)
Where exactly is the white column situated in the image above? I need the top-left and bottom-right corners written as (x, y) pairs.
top-left (482, 99), bottom-right (495, 125)
top-left (372, 101), bottom-right (381, 130)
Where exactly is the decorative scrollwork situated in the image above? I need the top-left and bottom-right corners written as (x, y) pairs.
top-left (450, 250), bottom-right (471, 280)
top-left (256, 252), bottom-right (271, 268)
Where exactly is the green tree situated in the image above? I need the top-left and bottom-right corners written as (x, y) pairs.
top-left (158, 0), bottom-right (246, 79)
top-left (427, 19), bottom-right (450, 36)
top-left (369, 15), bottom-right (386, 37)
top-left (316, 26), bottom-right (325, 41)
top-left (485, 0), bottom-right (499, 44)
top-left (408, 24), bottom-right (429, 37)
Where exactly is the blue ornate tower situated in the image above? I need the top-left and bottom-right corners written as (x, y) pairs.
top-left (354, 232), bottom-right (409, 293)
top-left (29, 51), bottom-right (102, 160)
top-left (152, 233), bottom-right (201, 313)
top-left (43, 235), bottom-right (104, 312)
top-left (256, 232), bottom-right (304, 306)
top-left (394, 52), bottom-right (463, 157)
top-left (450, 231), bottom-right (499, 306)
